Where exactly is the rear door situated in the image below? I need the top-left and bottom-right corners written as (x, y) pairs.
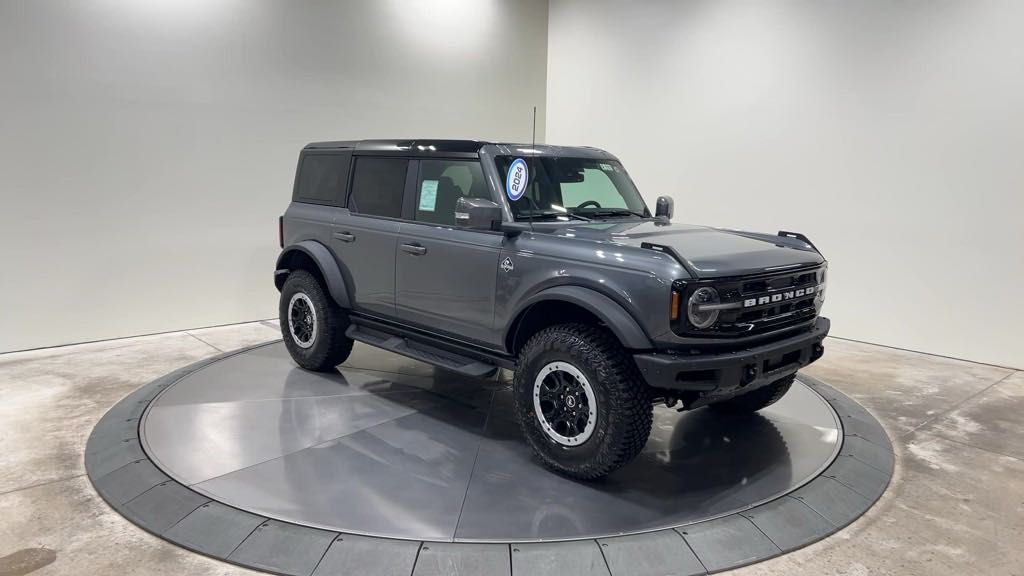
top-left (333, 156), bottom-right (410, 316)
top-left (395, 158), bottom-right (503, 345)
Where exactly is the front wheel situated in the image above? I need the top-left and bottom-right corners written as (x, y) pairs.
top-left (513, 324), bottom-right (653, 480)
top-left (279, 270), bottom-right (353, 372)
top-left (708, 374), bottom-right (795, 414)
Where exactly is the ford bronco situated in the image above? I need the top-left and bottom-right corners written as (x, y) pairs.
top-left (274, 139), bottom-right (829, 479)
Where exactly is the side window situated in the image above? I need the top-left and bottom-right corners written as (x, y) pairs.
top-left (295, 153), bottom-right (351, 205)
top-left (560, 167), bottom-right (627, 209)
top-left (414, 160), bottom-right (488, 225)
top-left (349, 157), bottom-right (408, 218)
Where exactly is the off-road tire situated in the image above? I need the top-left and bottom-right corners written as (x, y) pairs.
top-left (513, 324), bottom-right (653, 480)
top-left (708, 374), bottom-right (796, 414)
top-left (279, 270), bottom-right (353, 372)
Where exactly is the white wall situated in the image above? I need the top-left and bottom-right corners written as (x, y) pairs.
top-left (0, 0), bottom-right (548, 352)
top-left (548, 0), bottom-right (1023, 368)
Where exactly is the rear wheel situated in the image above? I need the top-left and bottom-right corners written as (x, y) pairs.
top-left (708, 374), bottom-right (795, 414)
top-left (513, 324), bottom-right (653, 480)
top-left (279, 270), bottom-right (353, 371)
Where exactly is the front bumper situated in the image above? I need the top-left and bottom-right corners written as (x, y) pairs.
top-left (634, 317), bottom-right (830, 395)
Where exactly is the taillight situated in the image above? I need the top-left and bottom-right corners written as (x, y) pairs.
top-left (278, 216), bottom-right (284, 248)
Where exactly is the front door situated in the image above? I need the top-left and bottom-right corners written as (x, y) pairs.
top-left (395, 158), bottom-right (503, 345)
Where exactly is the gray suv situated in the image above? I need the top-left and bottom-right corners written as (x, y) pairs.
top-left (275, 139), bottom-right (829, 479)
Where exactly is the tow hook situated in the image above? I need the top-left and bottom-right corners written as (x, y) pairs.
top-left (812, 343), bottom-right (825, 361)
top-left (740, 364), bottom-right (758, 387)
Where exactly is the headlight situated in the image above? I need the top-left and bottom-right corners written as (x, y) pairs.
top-left (687, 287), bottom-right (720, 329)
top-left (815, 263), bottom-right (828, 308)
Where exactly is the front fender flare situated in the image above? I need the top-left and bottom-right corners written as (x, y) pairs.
top-left (275, 240), bottom-right (351, 308)
top-left (509, 285), bottom-right (653, 350)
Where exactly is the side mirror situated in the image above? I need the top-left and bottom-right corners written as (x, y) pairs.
top-left (655, 196), bottom-right (674, 220)
top-left (455, 197), bottom-right (503, 230)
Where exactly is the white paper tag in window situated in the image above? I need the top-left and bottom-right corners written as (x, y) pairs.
top-left (419, 180), bottom-right (438, 212)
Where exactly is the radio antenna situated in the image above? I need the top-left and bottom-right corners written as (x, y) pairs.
top-left (527, 105), bottom-right (537, 233)
top-left (531, 105), bottom-right (537, 150)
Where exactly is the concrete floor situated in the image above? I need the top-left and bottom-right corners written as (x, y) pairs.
top-left (0, 321), bottom-right (1020, 576)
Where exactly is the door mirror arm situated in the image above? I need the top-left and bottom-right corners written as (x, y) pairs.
top-left (494, 221), bottom-right (531, 237)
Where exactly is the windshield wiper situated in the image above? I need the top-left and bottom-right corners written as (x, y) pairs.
top-left (583, 208), bottom-right (647, 218)
top-left (519, 210), bottom-right (592, 222)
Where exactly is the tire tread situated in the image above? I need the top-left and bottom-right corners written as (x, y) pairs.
top-left (513, 323), bottom-right (653, 480)
top-left (279, 270), bottom-right (353, 371)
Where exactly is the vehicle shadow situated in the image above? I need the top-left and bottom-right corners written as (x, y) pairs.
top-left (268, 360), bottom-right (813, 540)
top-left (281, 361), bottom-right (792, 491)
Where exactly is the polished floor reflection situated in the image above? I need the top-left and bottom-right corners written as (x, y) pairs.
top-left (141, 342), bottom-right (841, 542)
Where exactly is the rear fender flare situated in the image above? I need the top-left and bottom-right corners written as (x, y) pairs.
top-left (275, 241), bottom-right (351, 308)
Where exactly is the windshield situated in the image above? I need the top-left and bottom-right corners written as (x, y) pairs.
top-left (495, 156), bottom-right (649, 221)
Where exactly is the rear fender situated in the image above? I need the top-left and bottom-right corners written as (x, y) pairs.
top-left (275, 240), bottom-right (351, 308)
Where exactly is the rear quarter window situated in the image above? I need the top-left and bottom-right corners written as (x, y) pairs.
top-left (294, 152), bottom-right (352, 206)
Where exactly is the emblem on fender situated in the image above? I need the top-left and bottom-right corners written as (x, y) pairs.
top-left (500, 257), bottom-right (514, 273)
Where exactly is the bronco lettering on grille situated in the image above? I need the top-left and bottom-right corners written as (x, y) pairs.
top-left (743, 285), bottom-right (817, 308)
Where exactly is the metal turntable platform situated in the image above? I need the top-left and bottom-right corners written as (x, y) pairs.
top-left (86, 341), bottom-right (893, 576)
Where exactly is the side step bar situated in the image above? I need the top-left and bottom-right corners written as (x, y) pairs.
top-left (346, 324), bottom-right (500, 378)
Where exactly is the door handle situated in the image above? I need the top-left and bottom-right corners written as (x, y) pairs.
top-left (333, 232), bottom-right (355, 243)
top-left (400, 243), bottom-right (427, 256)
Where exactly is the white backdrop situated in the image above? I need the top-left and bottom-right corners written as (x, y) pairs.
top-left (3, 1), bottom-right (1021, 368)
top-left (547, 0), bottom-right (1023, 368)
top-left (0, 0), bottom-right (548, 352)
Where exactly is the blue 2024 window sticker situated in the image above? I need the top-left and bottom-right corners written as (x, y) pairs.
top-left (506, 158), bottom-right (529, 201)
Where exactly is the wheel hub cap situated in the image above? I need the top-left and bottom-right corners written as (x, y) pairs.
top-left (533, 362), bottom-right (597, 446)
top-left (287, 293), bottom-right (317, 349)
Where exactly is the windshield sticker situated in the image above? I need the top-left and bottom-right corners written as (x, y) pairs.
top-left (599, 163), bottom-right (614, 171)
top-left (506, 158), bottom-right (529, 201)
top-left (419, 179), bottom-right (438, 212)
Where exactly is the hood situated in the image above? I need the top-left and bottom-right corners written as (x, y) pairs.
top-left (549, 220), bottom-right (825, 278)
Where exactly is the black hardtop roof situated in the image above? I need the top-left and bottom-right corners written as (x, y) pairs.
top-left (304, 139), bottom-right (489, 153)
top-left (303, 139), bottom-right (615, 159)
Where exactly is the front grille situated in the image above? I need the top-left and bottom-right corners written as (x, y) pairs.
top-left (672, 265), bottom-right (825, 338)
